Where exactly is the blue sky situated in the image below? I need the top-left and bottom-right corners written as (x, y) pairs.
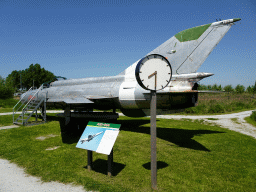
top-left (1, 0), bottom-right (255, 87)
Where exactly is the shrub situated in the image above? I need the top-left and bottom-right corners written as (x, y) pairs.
top-left (235, 102), bottom-right (245, 109)
top-left (0, 85), bottom-right (14, 99)
top-left (235, 84), bottom-right (245, 94)
top-left (184, 107), bottom-right (198, 114)
top-left (208, 104), bottom-right (225, 113)
top-left (195, 104), bottom-right (208, 113)
top-left (224, 105), bottom-right (233, 112)
top-left (250, 111), bottom-right (256, 121)
top-left (224, 85), bottom-right (234, 92)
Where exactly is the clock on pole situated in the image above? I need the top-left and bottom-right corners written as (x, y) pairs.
top-left (135, 54), bottom-right (172, 91)
top-left (135, 54), bottom-right (172, 190)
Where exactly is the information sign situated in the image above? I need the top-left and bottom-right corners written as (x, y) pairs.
top-left (76, 121), bottom-right (120, 155)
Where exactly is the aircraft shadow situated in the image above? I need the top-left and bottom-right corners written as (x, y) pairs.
top-left (117, 119), bottom-right (225, 152)
top-left (51, 115), bottom-right (224, 151)
top-left (57, 117), bottom-right (117, 144)
top-left (83, 159), bottom-right (126, 176)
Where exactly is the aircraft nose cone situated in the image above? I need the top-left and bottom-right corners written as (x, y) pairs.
top-left (233, 18), bottom-right (241, 22)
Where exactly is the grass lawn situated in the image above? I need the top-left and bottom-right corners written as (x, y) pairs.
top-left (0, 114), bottom-right (46, 127)
top-left (0, 115), bottom-right (255, 191)
top-left (0, 108), bottom-right (14, 113)
top-left (245, 116), bottom-right (256, 127)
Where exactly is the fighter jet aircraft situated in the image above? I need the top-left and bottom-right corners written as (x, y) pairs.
top-left (80, 131), bottom-right (104, 143)
top-left (20, 18), bottom-right (241, 117)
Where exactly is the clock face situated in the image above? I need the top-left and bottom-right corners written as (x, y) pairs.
top-left (135, 54), bottom-right (172, 91)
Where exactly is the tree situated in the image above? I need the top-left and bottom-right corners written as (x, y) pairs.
top-left (253, 81), bottom-right (256, 94)
top-left (217, 85), bottom-right (222, 91)
top-left (5, 70), bottom-right (20, 91)
top-left (198, 84), bottom-right (207, 90)
top-left (0, 75), bottom-right (4, 85)
top-left (212, 84), bottom-right (218, 91)
top-left (207, 85), bottom-right (212, 90)
top-left (0, 75), bottom-right (14, 99)
top-left (6, 63), bottom-right (55, 90)
top-left (235, 84), bottom-right (245, 94)
top-left (224, 85), bottom-right (234, 92)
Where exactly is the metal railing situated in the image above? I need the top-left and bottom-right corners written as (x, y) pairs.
top-left (13, 87), bottom-right (33, 123)
top-left (13, 84), bottom-right (45, 125)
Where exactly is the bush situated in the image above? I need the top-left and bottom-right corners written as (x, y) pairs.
top-left (235, 84), bottom-right (245, 94)
top-left (0, 98), bottom-right (18, 108)
top-left (224, 85), bottom-right (234, 92)
top-left (195, 104), bottom-right (208, 113)
top-left (0, 85), bottom-right (14, 99)
top-left (235, 102), bottom-right (245, 109)
top-left (184, 107), bottom-right (198, 114)
top-left (250, 111), bottom-right (256, 121)
top-left (208, 104), bottom-right (225, 113)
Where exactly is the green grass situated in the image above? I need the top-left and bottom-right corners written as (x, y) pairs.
top-left (0, 98), bottom-right (19, 108)
top-left (244, 111), bottom-right (256, 127)
top-left (0, 108), bottom-right (13, 113)
top-left (0, 98), bottom-right (19, 113)
top-left (0, 113), bottom-right (47, 127)
top-left (244, 117), bottom-right (256, 127)
top-left (0, 115), bottom-right (256, 191)
top-left (0, 115), bottom-right (14, 126)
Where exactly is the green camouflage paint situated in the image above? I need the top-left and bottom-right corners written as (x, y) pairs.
top-left (175, 23), bottom-right (211, 42)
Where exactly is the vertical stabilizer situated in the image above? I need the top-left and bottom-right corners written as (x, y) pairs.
top-left (118, 18), bottom-right (241, 77)
top-left (148, 18), bottom-right (240, 74)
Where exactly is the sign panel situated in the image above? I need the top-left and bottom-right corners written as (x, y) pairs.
top-left (76, 121), bottom-right (120, 155)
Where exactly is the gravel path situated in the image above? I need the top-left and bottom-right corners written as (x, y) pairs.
top-left (157, 110), bottom-right (256, 139)
top-left (0, 159), bottom-right (92, 192)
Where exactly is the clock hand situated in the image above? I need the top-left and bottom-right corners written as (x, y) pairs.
top-left (148, 71), bottom-right (157, 90)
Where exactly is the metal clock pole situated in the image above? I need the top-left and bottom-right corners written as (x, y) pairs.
top-left (135, 54), bottom-right (172, 191)
top-left (150, 90), bottom-right (157, 190)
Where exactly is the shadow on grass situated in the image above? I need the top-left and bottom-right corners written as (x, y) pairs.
top-left (83, 159), bottom-right (126, 176)
top-left (118, 119), bottom-right (225, 152)
top-left (53, 116), bottom-right (118, 144)
top-left (142, 161), bottom-right (168, 170)
top-left (48, 114), bottom-right (224, 152)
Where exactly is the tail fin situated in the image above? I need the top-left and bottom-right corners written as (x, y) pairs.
top-left (148, 18), bottom-right (241, 75)
top-left (119, 18), bottom-right (240, 77)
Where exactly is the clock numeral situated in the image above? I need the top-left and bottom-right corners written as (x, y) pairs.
top-left (161, 85), bottom-right (164, 89)
top-left (147, 85), bottom-right (149, 88)
top-left (166, 80), bottom-right (169, 82)
top-left (142, 79), bottom-right (144, 81)
top-left (168, 73), bottom-right (171, 74)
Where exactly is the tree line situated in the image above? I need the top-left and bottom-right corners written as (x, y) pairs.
top-left (198, 83), bottom-right (256, 94)
top-left (1, 64), bottom-right (256, 99)
top-left (0, 64), bottom-right (55, 99)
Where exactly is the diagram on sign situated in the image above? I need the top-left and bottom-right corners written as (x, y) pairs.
top-left (76, 121), bottom-right (120, 155)
top-left (80, 131), bottom-right (104, 143)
